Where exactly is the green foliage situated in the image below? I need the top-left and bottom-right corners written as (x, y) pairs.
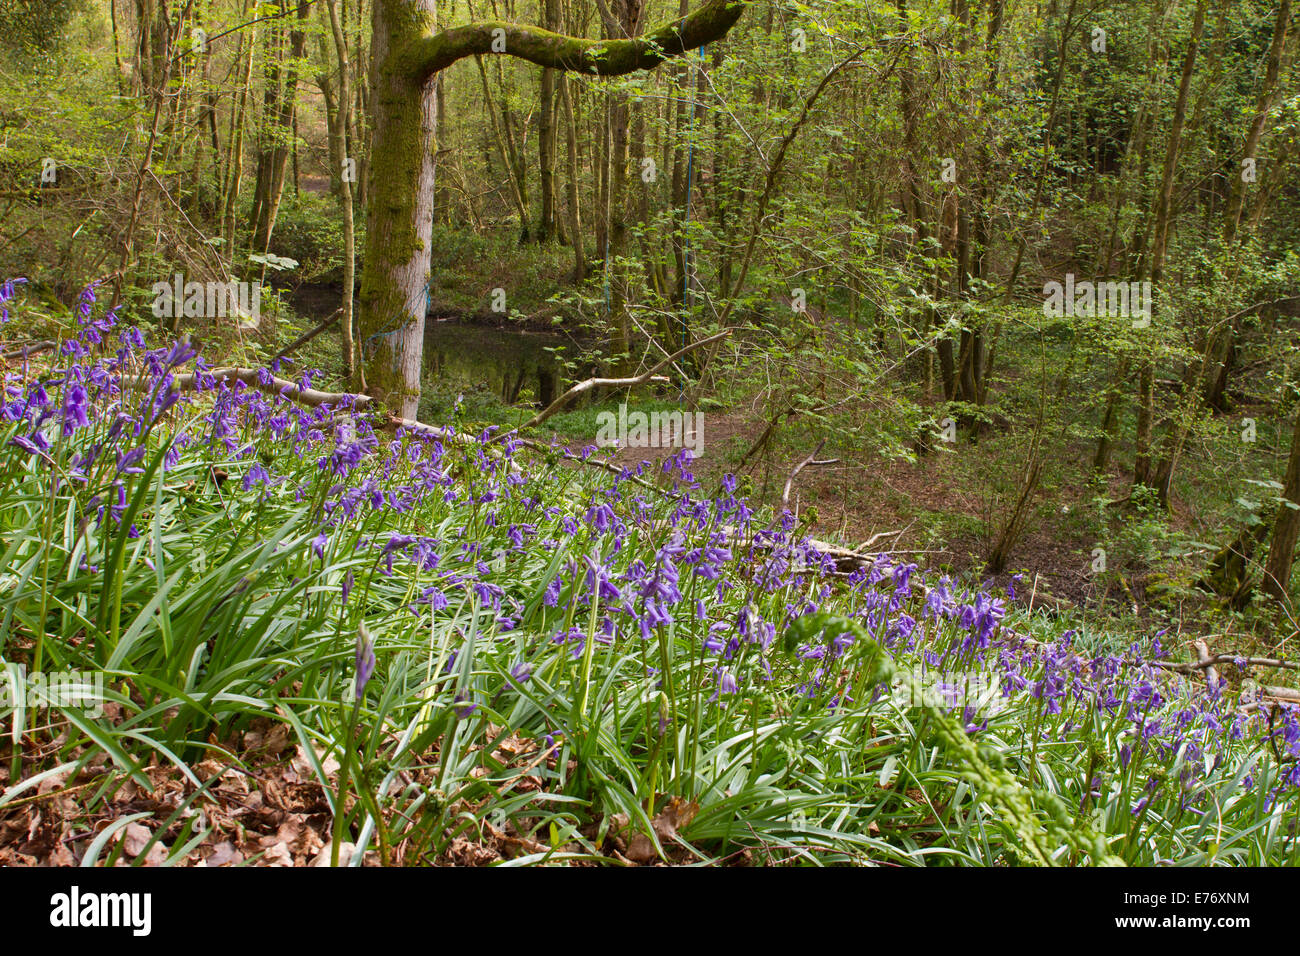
top-left (0, 0), bottom-right (83, 54)
top-left (263, 196), bottom-right (350, 283)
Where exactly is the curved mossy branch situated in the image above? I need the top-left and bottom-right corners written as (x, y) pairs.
top-left (400, 0), bottom-right (748, 84)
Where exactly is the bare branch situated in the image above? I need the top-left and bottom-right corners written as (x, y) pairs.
top-left (1155, 654), bottom-right (1300, 674)
top-left (782, 440), bottom-right (839, 508)
top-left (164, 366), bottom-right (376, 409)
top-left (1193, 639), bottom-right (1220, 691)
top-left (150, 366), bottom-right (464, 443)
top-left (2, 340), bottom-right (57, 361)
top-left (273, 309), bottom-right (343, 363)
top-left (511, 328), bottom-right (733, 434)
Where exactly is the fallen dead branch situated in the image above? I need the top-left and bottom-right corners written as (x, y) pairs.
top-left (147, 358), bottom-right (910, 574)
top-left (2, 340), bottom-right (57, 361)
top-left (1155, 654), bottom-right (1300, 674)
top-left (169, 366), bottom-right (373, 409)
top-left (139, 366), bottom-right (459, 443)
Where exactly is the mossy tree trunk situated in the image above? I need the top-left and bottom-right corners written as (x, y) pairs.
top-left (360, 0), bottom-right (440, 420)
top-left (1263, 399), bottom-right (1300, 603)
top-left (358, 0), bottom-right (748, 418)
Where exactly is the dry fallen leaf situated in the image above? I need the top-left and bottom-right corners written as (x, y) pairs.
top-left (650, 797), bottom-right (698, 843)
top-left (626, 833), bottom-right (658, 863)
top-left (204, 841), bottom-right (244, 867)
top-left (259, 841), bottom-right (293, 866)
top-left (291, 744), bottom-right (340, 780)
top-left (141, 842), bottom-right (169, 867)
top-left (311, 841), bottom-right (356, 867)
top-left (122, 822), bottom-right (152, 857)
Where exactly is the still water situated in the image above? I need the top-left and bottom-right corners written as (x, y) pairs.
top-left (289, 284), bottom-right (588, 410)
top-left (424, 319), bottom-right (573, 407)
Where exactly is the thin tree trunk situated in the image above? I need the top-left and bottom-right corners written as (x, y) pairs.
top-left (111, 8), bottom-right (176, 311)
top-left (474, 54), bottom-right (532, 237)
top-left (223, 7), bottom-right (257, 264)
top-left (251, 1), bottom-right (310, 256)
top-left (537, 0), bottom-right (560, 241)
top-left (1223, 0), bottom-right (1290, 244)
top-left (561, 75), bottom-right (586, 281)
top-left (323, 0), bottom-right (359, 385)
top-left (1141, 0), bottom-right (1208, 503)
top-left (1263, 398), bottom-right (1300, 603)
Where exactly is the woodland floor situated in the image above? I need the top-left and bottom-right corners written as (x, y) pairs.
top-left (577, 409), bottom-right (1125, 609)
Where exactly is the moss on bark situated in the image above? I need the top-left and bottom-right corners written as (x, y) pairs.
top-left (399, 1), bottom-right (747, 82)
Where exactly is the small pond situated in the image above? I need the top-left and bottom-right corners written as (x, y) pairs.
top-left (423, 318), bottom-right (574, 408)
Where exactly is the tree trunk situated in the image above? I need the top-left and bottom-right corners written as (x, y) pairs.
top-left (251, 1), bottom-right (310, 257)
top-left (1199, 0), bottom-right (1292, 416)
top-left (537, 0), bottom-right (560, 241)
top-left (1264, 398), bottom-right (1300, 603)
top-left (1223, 0), bottom-right (1290, 244)
top-left (1142, 0), bottom-right (1208, 506)
top-left (323, 0), bottom-right (360, 385)
top-left (223, 5), bottom-right (257, 264)
top-left (1092, 359), bottom-right (1128, 473)
top-left (602, 0), bottom-right (645, 374)
top-left (318, 50), bottom-right (344, 197)
top-left (711, 43), bottom-right (732, 300)
top-left (358, 0), bottom-right (441, 418)
top-left (561, 75), bottom-right (586, 280)
top-left (434, 71), bottom-right (451, 225)
top-left (474, 53), bottom-right (531, 237)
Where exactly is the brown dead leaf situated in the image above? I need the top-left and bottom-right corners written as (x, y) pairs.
top-left (37, 769), bottom-right (72, 795)
top-left (122, 822), bottom-right (152, 857)
top-left (245, 721), bottom-right (292, 757)
top-left (291, 745), bottom-right (340, 781)
top-left (258, 841), bottom-right (293, 866)
top-left (141, 842), bottom-right (169, 866)
top-left (194, 758), bottom-right (227, 783)
top-left (447, 837), bottom-right (502, 866)
top-left (626, 833), bottom-right (658, 863)
top-left (203, 841), bottom-right (243, 867)
top-left (46, 842), bottom-right (77, 866)
top-left (311, 841), bottom-right (355, 867)
top-left (650, 797), bottom-right (698, 843)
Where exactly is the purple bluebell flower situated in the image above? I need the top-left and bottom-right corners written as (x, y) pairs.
top-left (355, 624), bottom-right (376, 700)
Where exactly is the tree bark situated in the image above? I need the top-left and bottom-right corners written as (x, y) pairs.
top-left (358, 0), bottom-right (441, 419)
top-left (1199, 0), bottom-right (1292, 415)
top-left (1264, 398), bottom-right (1300, 603)
top-left (537, 0), bottom-right (561, 241)
top-left (323, 0), bottom-right (360, 385)
top-left (223, 4), bottom-right (257, 264)
top-left (560, 74), bottom-right (586, 280)
top-left (250, 1), bottom-right (310, 257)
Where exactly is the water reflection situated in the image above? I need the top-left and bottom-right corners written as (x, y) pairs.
top-left (424, 320), bottom-right (570, 407)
